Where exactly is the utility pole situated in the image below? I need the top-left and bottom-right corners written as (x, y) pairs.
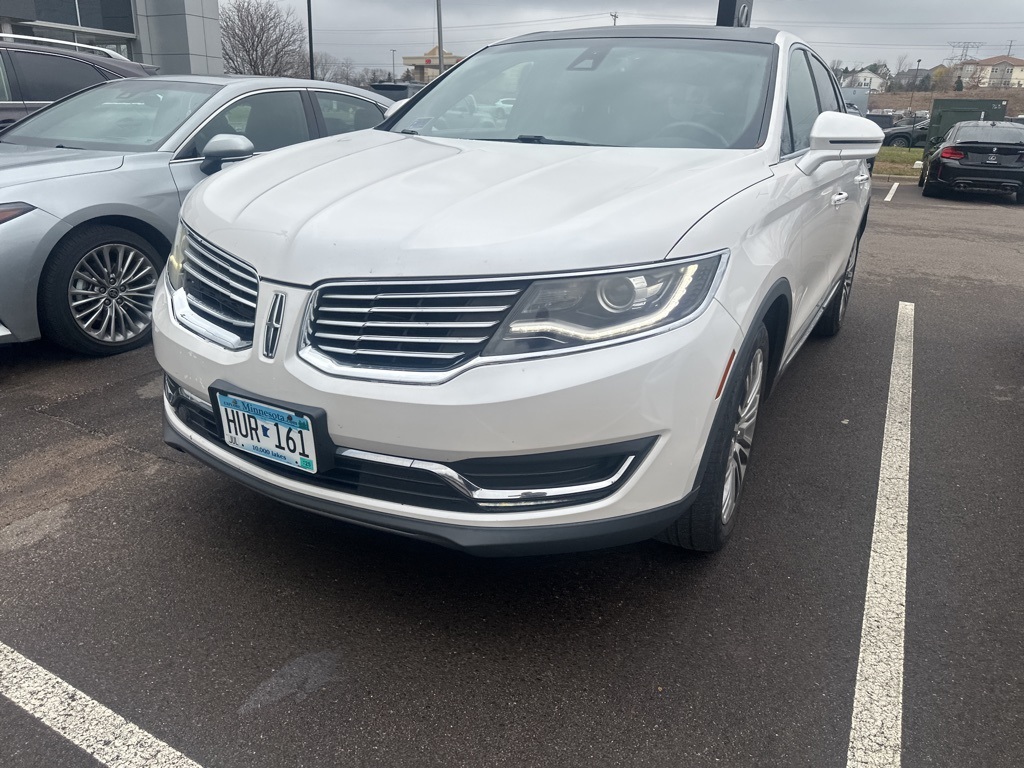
top-left (390, 49), bottom-right (396, 81)
top-left (1008, 40), bottom-right (1015, 56)
top-left (306, 0), bottom-right (314, 80)
top-left (609, 12), bottom-right (618, 26)
top-left (436, 0), bottom-right (445, 79)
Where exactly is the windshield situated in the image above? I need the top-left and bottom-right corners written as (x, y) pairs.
top-left (956, 124), bottom-right (1024, 144)
top-left (1, 80), bottom-right (220, 152)
top-left (389, 38), bottom-right (774, 149)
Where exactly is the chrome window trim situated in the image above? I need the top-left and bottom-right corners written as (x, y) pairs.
top-left (297, 249), bottom-right (730, 385)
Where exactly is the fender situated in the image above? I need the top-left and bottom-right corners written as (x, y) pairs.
top-left (692, 278), bottom-right (791, 493)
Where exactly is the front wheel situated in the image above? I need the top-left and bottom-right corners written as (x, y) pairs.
top-left (888, 136), bottom-right (910, 148)
top-left (658, 324), bottom-right (770, 552)
top-left (1016, 189), bottom-right (1024, 205)
top-left (813, 235), bottom-right (859, 338)
top-left (38, 225), bottom-right (164, 356)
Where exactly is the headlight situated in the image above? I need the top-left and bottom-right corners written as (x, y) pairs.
top-left (0, 202), bottom-right (35, 225)
top-left (483, 251), bottom-right (725, 357)
top-left (165, 223), bottom-right (188, 290)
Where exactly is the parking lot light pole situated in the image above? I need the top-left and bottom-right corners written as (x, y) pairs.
top-left (908, 57), bottom-right (921, 119)
top-left (390, 49), bottom-right (396, 81)
top-left (307, 0), bottom-right (314, 80)
top-left (435, 0), bottom-right (445, 78)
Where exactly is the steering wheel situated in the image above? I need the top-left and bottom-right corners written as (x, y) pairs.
top-left (654, 121), bottom-right (730, 148)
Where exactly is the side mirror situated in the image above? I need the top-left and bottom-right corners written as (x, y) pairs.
top-left (383, 99), bottom-right (409, 120)
top-left (199, 134), bottom-right (255, 175)
top-left (796, 111), bottom-right (884, 175)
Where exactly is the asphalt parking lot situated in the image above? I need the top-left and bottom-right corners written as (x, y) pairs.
top-left (1, 182), bottom-right (1022, 768)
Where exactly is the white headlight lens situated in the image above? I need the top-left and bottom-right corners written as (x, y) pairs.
top-left (483, 253), bottom-right (723, 357)
top-left (165, 223), bottom-right (188, 290)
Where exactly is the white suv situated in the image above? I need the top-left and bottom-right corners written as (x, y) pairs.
top-left (153, 25), bottom-right (882, 556)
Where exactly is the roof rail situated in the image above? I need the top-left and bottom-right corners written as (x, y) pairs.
top-left (0, 33), bottom-right (131, 61)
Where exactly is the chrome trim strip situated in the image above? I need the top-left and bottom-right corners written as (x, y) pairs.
top-left (182, 261), bottom-right (258, 308)
top-left (0, 33), bottom-right (132, 59)
top-left (170, 285), bottom-right (250, 350)
top-left (317, 304), bottom-right (511, 314)
top-left (340, 448), bottom-right (636, 502)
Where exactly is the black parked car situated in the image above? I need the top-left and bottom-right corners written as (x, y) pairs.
top-left (882, 119), bottom-right (929, 148)
top-left (0, 34), bottom-right (156, 126)
top-left (920, 121), bottom-right (1024, 203)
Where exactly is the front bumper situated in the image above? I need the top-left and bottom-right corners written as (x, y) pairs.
top-left (0, 208), bottom-right (71, 345)
top-left (154, 275), bottom-right (742, 553)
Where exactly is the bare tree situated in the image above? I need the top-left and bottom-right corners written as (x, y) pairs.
top-left (828, 58), bottom-right (844, 79)
top-left (895, 54), bottom-right (910, 76)
top-left (221, 0), bottom-right (307, 77)
top-left (310, 51), bottom-right (344, 82)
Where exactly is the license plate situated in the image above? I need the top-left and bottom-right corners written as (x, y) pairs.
top-left (216, 393), bottom-right (317, 473)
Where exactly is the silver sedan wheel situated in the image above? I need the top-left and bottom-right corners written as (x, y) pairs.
top-left (839, 238), bottom-right (859, 321)
top-left (67, 243), bottom-right (158, 344)
top-left (721, 348), bottom-right (764, 525)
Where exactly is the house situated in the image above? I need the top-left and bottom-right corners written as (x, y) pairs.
top-left (958, 56), bottom-right (1024, 88)
top-left (402, 46), bottom-right (465, 83)
top-left (843, 69), bottom-right (888, 93)
top-left (891, 65), bottom-right (939, 88)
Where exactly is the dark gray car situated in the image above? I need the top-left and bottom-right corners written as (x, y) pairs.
top-left (0, 34), bottom-right (156, 127)
top-left (0, 75), bottom-right (391, 355)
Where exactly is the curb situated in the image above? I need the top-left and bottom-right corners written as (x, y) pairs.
top-left (872, 174), bottom-right (920, 183)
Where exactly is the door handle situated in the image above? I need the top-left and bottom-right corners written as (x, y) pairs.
top-left (854, 174), bottom-right (870, 183)
top-left (831, 192), bottom-right (849, 206)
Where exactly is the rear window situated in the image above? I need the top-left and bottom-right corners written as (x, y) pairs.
top-left (956, 124), bottom-right (1024, 144)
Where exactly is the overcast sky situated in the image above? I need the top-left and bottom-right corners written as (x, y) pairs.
top-left (278, 0), bottom-right (1024, 74)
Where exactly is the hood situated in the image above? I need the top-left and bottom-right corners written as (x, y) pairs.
top-left (0, 143), bottom-right (124, 187)
top-left (183, 130), bottom-right (772, 282)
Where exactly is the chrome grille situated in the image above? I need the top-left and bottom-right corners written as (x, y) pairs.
top-left (305, 279), bottom-right (529, 371)
top-left (181, 231), bottom-right (259, 347)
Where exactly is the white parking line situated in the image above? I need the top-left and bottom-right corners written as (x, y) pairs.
top-left (846, 301), bottom-right (915, 768)
top-left (0, 641), bottom-right (201, 768)
top-left (884, 182), bottom-right (900, 202)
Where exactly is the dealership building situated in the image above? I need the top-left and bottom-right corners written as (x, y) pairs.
top-left (0, 0), bottom-right (223, 74)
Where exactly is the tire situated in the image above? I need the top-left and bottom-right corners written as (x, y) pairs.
top-left (1016, 189), bottom-right (1024, 205)
top-left (921, 180), bottom-right (941, 198)
top-left (658, 324), bottom-right (770, 552)
top-left (813, 235), bottom-right (859, 338)
top-left (917, 171), bottom-right (925, 188)
top-left (889, 136), bottom-right (910, 148)
top-left (38, 225), bottom-right (165, 356)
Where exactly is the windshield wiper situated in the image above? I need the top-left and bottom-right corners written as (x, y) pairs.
top-left (400, 129), bottom-right (419, 135)
top-left (513, 135), bottom-right (595, 146)
top-left (54, 144), bottom-right (83, 149)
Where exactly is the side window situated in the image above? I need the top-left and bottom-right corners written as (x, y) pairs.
top-left (182, 90), bottom-right (312, 158)
top-left (786, 50), bottom-right (820, 154)
top-left (808, 57), bottom-right (841, 113)
top-left (315, 92), bottom-right (384, 136)
top-left (9, 51), bottom-right (106, 102)
top-left (0, 56), bottom-right (11, 101)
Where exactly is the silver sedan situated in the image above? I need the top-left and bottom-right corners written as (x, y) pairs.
top-left (0, 75), bottom-right (391, 355)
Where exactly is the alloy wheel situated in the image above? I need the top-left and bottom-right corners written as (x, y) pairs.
top-left (721, 348), bottom-right (764, 525)
top-left (67, 243), bottom-right (158, 344)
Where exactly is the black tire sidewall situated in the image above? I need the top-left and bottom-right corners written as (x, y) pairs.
top-left (38, 225), bottom-right (165, 356)
top-left (685, 323), bottom-right (771, 552)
